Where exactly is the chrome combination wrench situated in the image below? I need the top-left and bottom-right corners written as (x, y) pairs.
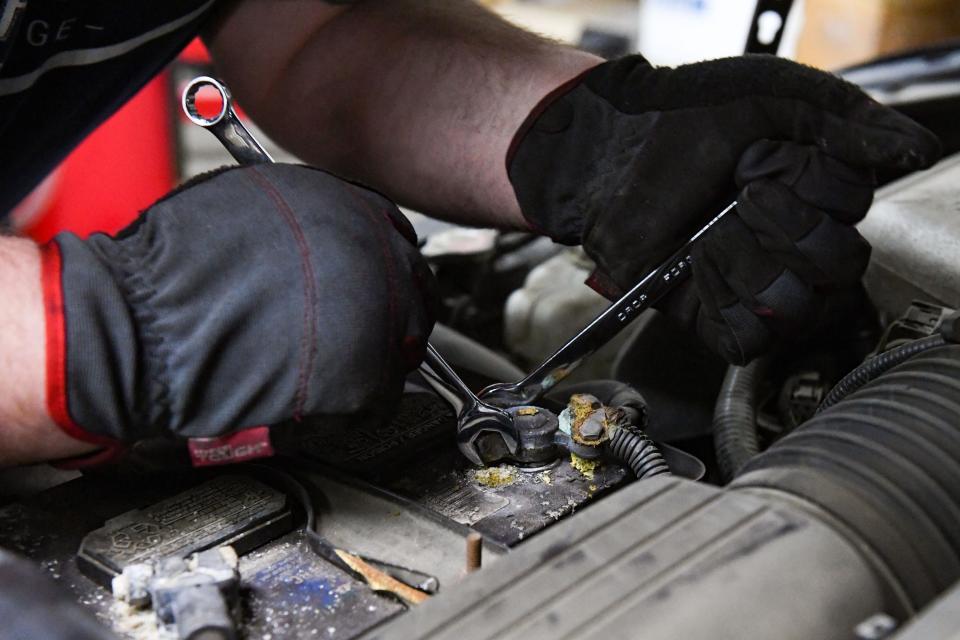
top-left (478, 201), bottom-right (736, 408)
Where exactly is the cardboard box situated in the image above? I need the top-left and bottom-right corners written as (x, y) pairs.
top-left (798, 0), bottom-right (960, 70)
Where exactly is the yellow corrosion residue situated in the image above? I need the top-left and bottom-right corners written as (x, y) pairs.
top-left (473, 465), bottom-right (518, 488)
top-left (570, 453), bottom-right (598, 480)
top-left (569, 395), bottom-right (596, 429)
top-left (537, 470), bottom-right (553, 485)
top-left (517, 407), bottom-right (539, 416)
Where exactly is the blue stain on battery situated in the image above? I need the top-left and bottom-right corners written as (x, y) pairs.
top-left (252, 556), bottom-right (351, 608)
top-left (295, 578), bottom-right (345, 608)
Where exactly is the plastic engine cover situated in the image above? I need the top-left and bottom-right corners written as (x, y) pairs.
top-left (859, 151), bottom-right (960, 317)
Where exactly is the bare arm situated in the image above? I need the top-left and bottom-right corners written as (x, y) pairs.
top-left (203, 0), bottom-right (601, 228)
top-left (0, 238), bottom-right (96, 464)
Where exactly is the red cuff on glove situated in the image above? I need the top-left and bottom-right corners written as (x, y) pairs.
top-left (40, 242), bottom-right (124, 467)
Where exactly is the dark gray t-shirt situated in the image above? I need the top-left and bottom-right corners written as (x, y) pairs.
top-left (0, 0), bottom-right (217, 216)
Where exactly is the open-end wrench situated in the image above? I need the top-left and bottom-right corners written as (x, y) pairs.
top-left (479, 200), bottom-right (738, 409)
top-left (182, 76), bottom-right (274, 165)
top-left (419, 345), bottom-right (518, 466)
top-left (181, 76), bottom-right (519, 466)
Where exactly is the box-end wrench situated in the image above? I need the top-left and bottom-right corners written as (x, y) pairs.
top-left (478, 200), bottom-right (738, 409)
top-left (182, 76), bottom-right (274, 165)
top-left (180, 76), bottom-right (519, 467)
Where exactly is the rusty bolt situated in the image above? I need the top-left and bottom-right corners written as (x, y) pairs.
top-left (578, 412), bottom-right (606, 442)
top-left (466, 532), bottom-right (483, 573)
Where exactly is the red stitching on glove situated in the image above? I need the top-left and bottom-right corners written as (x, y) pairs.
top-left (344, 187), bottom-right (402, 393)
top-left (247, 168), bottom-right (319, 421)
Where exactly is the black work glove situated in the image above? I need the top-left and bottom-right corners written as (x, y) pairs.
top-left (41, 164), bottom-right (435, 451)
top-left (508, 55), bottom-right (942, 364)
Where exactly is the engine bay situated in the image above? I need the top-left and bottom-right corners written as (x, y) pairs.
top-left (3, 44), bottom-right (960, 640)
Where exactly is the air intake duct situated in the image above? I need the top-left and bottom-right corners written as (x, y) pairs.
top-left (735, 344), bottom-right (960, 611)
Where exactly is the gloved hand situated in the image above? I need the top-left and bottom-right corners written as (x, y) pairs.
top-left (41, 164), bottom-right (435, 455)
top-left (508, 54), bottom-right (942, 364)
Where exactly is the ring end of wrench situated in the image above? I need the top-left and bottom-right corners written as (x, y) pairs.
top-left (182, 75), bottom-right (274, 165)
top-left (182, 76), bottom-right (231, 127)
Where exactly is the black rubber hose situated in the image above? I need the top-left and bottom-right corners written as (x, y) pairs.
top-left (606, 427), bottom-right (670, 480)
top-left (735, 344), bottom-right (960, 610)
top-left (818, 334), bottom-right (946, 412)
top-left (713, 360), bottom-right (763, 482)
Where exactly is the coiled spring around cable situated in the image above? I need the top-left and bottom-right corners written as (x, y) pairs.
top-left (606, 425), bottom-right (670, 479)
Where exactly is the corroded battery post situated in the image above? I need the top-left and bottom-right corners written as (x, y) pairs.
top-left (505, 405), bottom-right (560, 467)
top-left (558, 394), bottom-right (670, 480)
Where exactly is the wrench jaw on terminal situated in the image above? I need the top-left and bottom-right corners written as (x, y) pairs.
top-left (456, 408), bottom-right (520, 467)
top-left (461, 406), bottom-right (561, 469)
top-left (417, 346), bottom-right (522, 466)
top-left (477, 382), bottom-right (535, 410)
top-left (479, 362), bottom-right (584, 409)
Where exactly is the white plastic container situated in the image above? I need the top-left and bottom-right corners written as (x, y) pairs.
top-left (504, 249), bottom-right (639, 383)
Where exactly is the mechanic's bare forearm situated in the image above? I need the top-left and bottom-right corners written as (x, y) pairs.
top-left (0, 238), bottom-right (95, 464)
top-left (205, 0), bottom-right (601, 228)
